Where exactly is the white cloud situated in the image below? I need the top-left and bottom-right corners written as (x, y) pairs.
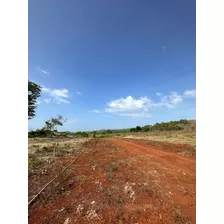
top-left (89, 109), bottom-right (102, 113)
top-left (42, 87), bottom-right (69, 98)
top-left (169, 92), bottom-right (183, 105)
top-left (36, 67), bottom-right (50, 75)
top-left (119, 113), bottom-right (152, 118)
top-left (90, 89), bottom-right (194, 118)
top-left (104, 93), bottom-right (183, 114)
top-left (76, 91), bottom-right (82, 95)
top-left (44, 98), bottom-right (51, 104)
top-left (154, 92), bottom-right (183, 108)
top-left (184, 89), bottom-right (196, 98)
top-left (105, 96), bottom-right (152, 113)
top-left (42, 86), bottom-right (70, 104)
top-left (56, 98), bottom-right (70, 104)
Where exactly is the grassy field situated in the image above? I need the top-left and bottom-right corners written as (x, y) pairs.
top-left (91, 120), bottom-right (196, 146)
top-left (120, 130), bottom-right (196, 146)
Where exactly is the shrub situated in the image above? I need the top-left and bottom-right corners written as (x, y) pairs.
top-left (142, 125), bottom-right (151, 132)
top-left (140, 120), bottom-right (186, 132)
top-left (130, 128), bottom-right (136, 132)
top-left (136, 126), bottom-right (142, 132)
top-left (106, 129), bottom-right (112, 134)
top-left (81, 132), bottom-right (89, 137)
top-left (75, 131), bottom-right (89, 138)
top-left (28, 129), bottom-right (52, 138)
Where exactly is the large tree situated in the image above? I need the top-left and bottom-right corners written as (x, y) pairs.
top-left (44, 115), bottom-right (67, 131)
top-left (28, 80), bottom-right (41, 119)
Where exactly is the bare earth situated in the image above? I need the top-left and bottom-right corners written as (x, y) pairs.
top-left (28, 138), bottom-right (195, 224)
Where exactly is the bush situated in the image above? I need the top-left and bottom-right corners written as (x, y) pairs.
top-left (140, 120), bottom-right (184, 132)
top-left (136, 126), bottom-right (142, 132)
top-left (75, 131), bottom-right (89, 138)
top-left (28, 129), bottom-right (52, 138)
top-left (81, 132), bottom-right (89, 137)
top-left (130, 128), bottom-right (136, 132)
top-left (142, 125), bottom-right (151, 132)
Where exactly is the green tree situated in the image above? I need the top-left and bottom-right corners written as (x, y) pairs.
top-left (28, 80), bottom-right (41, 119)
top-left (106, 129), bottom-right (112, 134)
top-left (136, 126), bottom-right (142, 132)
top-left (142, 125), bottom-right (151, 132)
top-left (44, 115), bottom-right (67, 131)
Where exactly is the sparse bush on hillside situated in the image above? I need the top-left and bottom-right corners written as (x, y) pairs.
top-left (142, 125), bottom-right (151, 132)
top-left (75, 131), bottom-right (89, 138)
top-left (28, 129), bottom-right (53, 138)
top-left (141, 119), bottom-right (186, 132)
top-left (179, 119), bottom-right (188, 124)
top-left (130, 128), bottom-right (136, 132)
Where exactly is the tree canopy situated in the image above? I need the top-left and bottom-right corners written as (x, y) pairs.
top-left (44, 115), bottom-right (67, 131)
top-left (28, 80), bottom-right (41, 119)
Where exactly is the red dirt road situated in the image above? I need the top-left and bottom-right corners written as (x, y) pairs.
top-left (109, 138), bottom-right (196, 222)
top-left (29, 138), bottom-right (196, 224)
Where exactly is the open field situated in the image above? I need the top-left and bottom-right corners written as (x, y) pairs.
top-left (120, 130), bottom-right (196, 147)
top-left (28, 135), bottom-right (195, 224)
top-left (92, 120), bottom-right (196, 147)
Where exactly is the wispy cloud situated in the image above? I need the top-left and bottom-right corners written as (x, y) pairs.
top-left (90, 89), bottom-right (195, 118)
top-left (57, 98), bottom-right (70, 104)
top-left (184, 89), bottom-right (196, 98)
top-left (36, 66), bottom-right (50, 75)
top-left (89, 109), bottom-right (102, 113)
top-left (156, 92), bottom-right (183, 108)
top-left (119, 113), bottom-right (152, 118)
top-left (42, 86), bottom-right (70, 104)
top-left (44, 98), bottom-right (51, 104)
top-left (76, 91), bottom-right (82, 95)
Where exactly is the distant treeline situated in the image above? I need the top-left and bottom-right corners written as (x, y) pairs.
top-left (29, 119), bottom-right (191, 138)
top-left (139, 119), bottom-right (189, 132)
top-left (28, 129), bottom-right (90, 138)
top-left (89, 119), bottom-right (190, 134)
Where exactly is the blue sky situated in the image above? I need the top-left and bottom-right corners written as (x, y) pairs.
top-left (28, 0), bottom-right (196, 132)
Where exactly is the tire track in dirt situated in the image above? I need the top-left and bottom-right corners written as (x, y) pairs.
top-left (108, 138), bottom-right (196, 223)
top-left (108, 138), bottom-right (195, 174)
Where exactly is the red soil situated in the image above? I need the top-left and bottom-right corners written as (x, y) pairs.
top-left (28, 138), bottom-right (195, 224)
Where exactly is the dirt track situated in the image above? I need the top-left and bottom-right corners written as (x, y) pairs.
top-left (29, 138), bottom-right (196, 224)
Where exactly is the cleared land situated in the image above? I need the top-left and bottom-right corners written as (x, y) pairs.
top-left (28, 135), bottom-right (195, 224)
